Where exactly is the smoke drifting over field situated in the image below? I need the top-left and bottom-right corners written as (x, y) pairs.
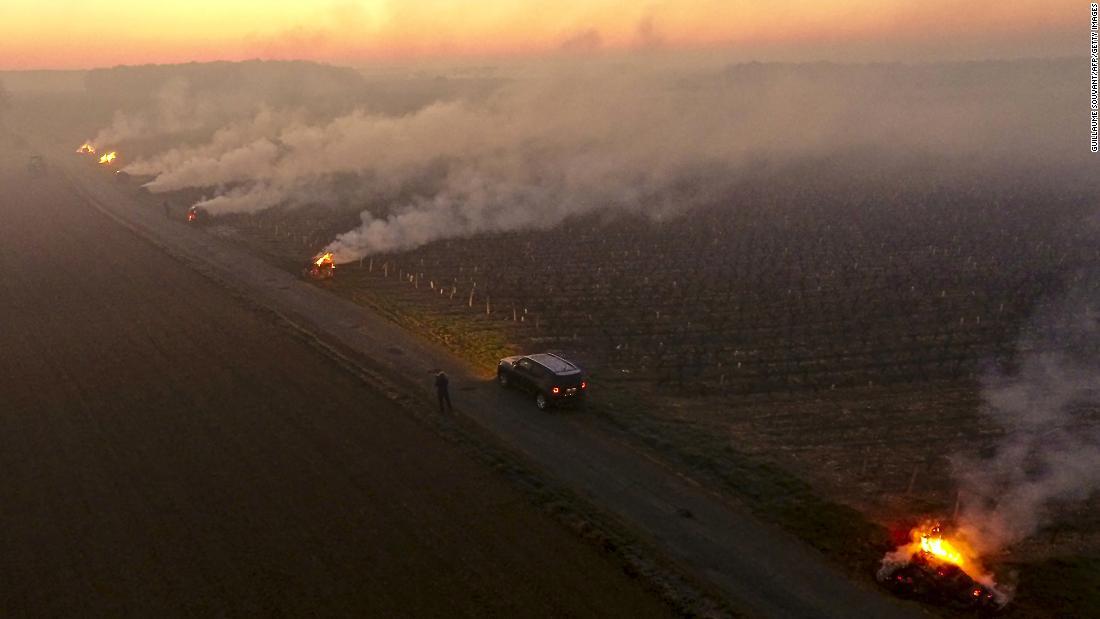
top-left (79, 56), bottom-right (1100, 572)
top-left (113, 58), bottom-right (1079, 262)
top-left (954, 275), bottom-right (1100, 555)
top-left (92, 78), bottom-right (215, 146)
top-left (83, 61), bottom-right (367, 148)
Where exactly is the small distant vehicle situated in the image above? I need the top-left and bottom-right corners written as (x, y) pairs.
top-left (186, 206), bottom-right (203, 224)
top-left (114, 170), bottom-right (130, 183)
top-left (497, 352), bottom-right (587, 410)
top-left (27, 155), bottom-right (46, 174)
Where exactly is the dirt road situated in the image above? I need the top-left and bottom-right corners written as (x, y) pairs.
top-left (0, 159), bottom-right (673, 616)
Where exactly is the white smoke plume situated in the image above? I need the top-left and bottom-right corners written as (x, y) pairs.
top-left (92, 77), bottom-right (236, 146)
top-left (121, 59), bottom-right (1078, 262)
top-left (123, 107), bottom-right (303, 179)
top-left (85, 60), bottom-right (366, 152)
top-left (954, 285), bottom-right (1100, 555)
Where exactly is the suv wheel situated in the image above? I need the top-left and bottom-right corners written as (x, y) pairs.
top-left (535, 392), bottom-right (549, 411)
top-left (498, 372), bottom-right (509, 387)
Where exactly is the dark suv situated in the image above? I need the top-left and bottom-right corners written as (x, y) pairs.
top-left (497, 353), bottom-right (587, 410)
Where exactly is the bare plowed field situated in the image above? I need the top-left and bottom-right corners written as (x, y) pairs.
top-left (0, 161), bottom-right (670, 617)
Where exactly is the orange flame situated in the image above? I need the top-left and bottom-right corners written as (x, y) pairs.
top-left (314, 252), bottom-right (335, 267)
top-left (918, 528), bottom-right (967, 567)
top-left (98, 151), bottom-right (118, 165)
top-left (900, 524), bottom-right (991, 582)
top-left (76, 142), bottom-right (97, 154)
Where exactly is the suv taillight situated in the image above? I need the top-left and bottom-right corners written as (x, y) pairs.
top-left (551, 387), bottom-right (560, 394)
top-left (580, 381), bottom-right (587, 389)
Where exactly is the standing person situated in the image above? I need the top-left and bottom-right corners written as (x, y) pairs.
top-left (435, 370), bottom-right (453, 414)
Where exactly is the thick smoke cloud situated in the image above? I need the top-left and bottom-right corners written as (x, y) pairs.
top-left (93, 77), bottom-right (215, 145)
top-left (84, 61), bottom-right (367, 148)
top-left (121, 59), bottom-right (1077, 262)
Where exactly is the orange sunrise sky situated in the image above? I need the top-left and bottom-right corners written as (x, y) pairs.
top-left (0, 1), bottom-right (1080, 70)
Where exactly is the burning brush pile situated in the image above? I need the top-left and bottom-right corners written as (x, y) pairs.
top-left (878, 522), bottom-right (1011, 612)
top-left (306, 252), bottom-right (336, 280)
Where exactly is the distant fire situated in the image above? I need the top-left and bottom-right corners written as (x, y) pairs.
top-left (878, 522), bottom-right (1009, 610)
top-left (75, 142), bottom-right (96, 154)
top-left (98, 151), bottom-right (118, 165)
top-left (307, 252), bottom-right (336, 279)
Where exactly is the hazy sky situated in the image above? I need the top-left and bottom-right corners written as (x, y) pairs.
top-left (0, 1), bottom-right (1078, 70)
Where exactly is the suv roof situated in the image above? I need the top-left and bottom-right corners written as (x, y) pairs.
top-left (528, 353), bottom-right (580, 375)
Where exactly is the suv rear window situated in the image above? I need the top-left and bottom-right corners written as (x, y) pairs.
top-left (529, 354), bottom-right (578, 374)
